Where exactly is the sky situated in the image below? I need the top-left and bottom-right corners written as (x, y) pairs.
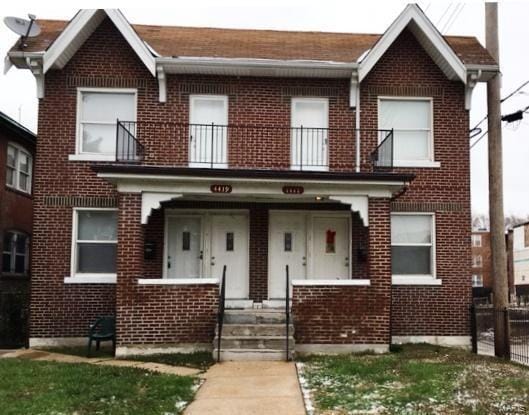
top-left (1, 1), bottom-right (528, 217)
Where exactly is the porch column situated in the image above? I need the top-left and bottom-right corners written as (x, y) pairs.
top-left (116, 192), bottom-right (144, 344)
top-left (367, 197), bottom-right (392, 344)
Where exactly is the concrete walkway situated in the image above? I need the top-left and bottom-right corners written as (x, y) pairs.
top-left (0, 348), bottom-right (201, 376)
top-left (184, 361), bottom-right (306, 415)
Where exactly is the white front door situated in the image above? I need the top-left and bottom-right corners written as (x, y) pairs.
top-left (311, 216), bottom-right (350, 279)
top-left (189, 95), bottom-right (228, 168)
top-left (269, 212), bottom-right (307, 299)
top-left (166, 216), bottom-right (203, 278)
top-left (291, 98), bottom-right (329, 171)
top-left (211, 214), bottom-right (249, 299)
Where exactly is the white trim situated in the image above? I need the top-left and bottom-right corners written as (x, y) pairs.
top-left (292, 279), bottom-right (370, 286)
top-left (75, 87), bottom-right (137, 157)
top-left (295, 344), bottom-right (389, 355)
top-left (392, 335), bottom-right (471, 348)
top-left (64, 275), bottom-right (116, 284)
top-left (43, 9), bottom-right (156, 75)
top-left (391, 212), bottom-right (437, 281)
top-left (290, 97), bottom-right (329, 171)
top-left (157, 65), bottom-right (166, 103)
top-left (142, 192), bottom-right (182, 225)
top-left (30, 337), bottom-right (87, 348)
top-left (138, 278), bottom-right (218, 285)
top-left (392, 275), bottom-right (442, 285)
top-left (358, 4), bottom-right (466, 83)
top-left (378, 96), bottom-right (436, 165)
top-left (68, 154), bottom-right (116, 162)
top-left (328, 195), bottom-right (369, 226)
top-left (70, 207), bottom-right (119, 280)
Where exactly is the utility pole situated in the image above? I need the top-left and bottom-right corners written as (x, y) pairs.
top-left (486, 2), bottom-right (509, 358)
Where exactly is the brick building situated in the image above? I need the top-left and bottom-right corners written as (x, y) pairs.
top-left (0, 111), bottom-right (36, 347)
top-left (511, 222), bottom-right (529, 298)
top-left (471, 230), bottom-right (492, 299)
top-left (6, 6), bottom-right (498, 357)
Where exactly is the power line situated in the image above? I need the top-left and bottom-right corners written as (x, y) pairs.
top-left (469, 79), bottom-right (529, 133)
top-left (437, 3), bottom-right (453, 28)
top-left (443, 3), bottom-right (465, 34)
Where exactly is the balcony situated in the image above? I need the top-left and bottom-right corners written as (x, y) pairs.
top-left (115, 121), bottom-right (394, 172)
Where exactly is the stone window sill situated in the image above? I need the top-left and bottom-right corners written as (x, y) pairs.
top-left (137, 278), bottom-right (219, 285)
top-left (291, 279), bottom-right (370, 286)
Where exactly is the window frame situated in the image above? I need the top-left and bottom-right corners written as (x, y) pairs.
top-left (2, 230), bottom-right (30, 276)
top-left (472, 254), bottom-right (483, 268)
top-left (6, 142), bottom-right (32, 194)
top-left (73, 87), bottom-right (137, 160)
top-left (472, 274), bottom-right (483, 287)
top-left (378, 96), bottom-right (438, 168)
top-left (472, 234), bottom-right (482, 247)
top-left (290, 97), bottom-right (330, 171)
top-left (69, 207), bottom-right (118, 282)
top-left (391, 212), bottom-right (437, 284)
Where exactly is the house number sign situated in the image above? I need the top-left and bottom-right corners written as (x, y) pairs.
top-left (210, 184), bottom-right (232, 193)
top-left (282, 186), bottom-right (304, 195)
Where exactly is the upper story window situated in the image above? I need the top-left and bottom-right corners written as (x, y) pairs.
top-left (472, 255), bottom-right (483, 268)
top-left (291, 98), bottom-right (329, 171)
top-left (391, 213), bottom-right (435, 278)
top-left (6, 142), bottom-right (32, 194)
top-left (2, 231), bottom-right (29, 275)
top-left (379, 97), bottom-right (435, 167)
top-left (472, 234), bottom-right (482, 247)
top-left (71, 209), bottom-right (118, 279)
top-left (74, 88), bottom-right (136, 160)
top-left (189, 95), bottom-right (228, 168)
top-left (472, 274), bottom-right (483, 287)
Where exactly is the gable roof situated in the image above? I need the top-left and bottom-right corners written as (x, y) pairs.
top-left (0, 111), bottom-right (36, 145)
top-left (9, 9), bottom-right (496, 70)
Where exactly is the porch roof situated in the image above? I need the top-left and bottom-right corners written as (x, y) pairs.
top-left (92, 164), bottom-right (415, 183)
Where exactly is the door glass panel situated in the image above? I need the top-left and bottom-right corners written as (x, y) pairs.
top-left (182, 231), bottom-right (191, 251)
top-left (284, 232), bottom-right (292, 252)
top-left (226, 232), bottom-right (234, 252)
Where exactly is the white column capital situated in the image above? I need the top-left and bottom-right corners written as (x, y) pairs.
top-left (329, 195), bottom-right (369, 226)
top-left (141, 192), bottom-right (182, 224)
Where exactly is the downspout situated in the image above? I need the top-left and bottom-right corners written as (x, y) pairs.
top-left (355, 82), bottom-right (361, 173)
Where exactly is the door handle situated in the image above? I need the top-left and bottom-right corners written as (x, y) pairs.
top-left (199, 250), bottom-right (203, 260)
top-left (302, 256), bottom-right (306, 266)
top-left (345, 256), bottom-right (349, 267)
top-left (167, 256), bottom-right (171, 269)
top-left (211, 256), bottom-right (215, 266)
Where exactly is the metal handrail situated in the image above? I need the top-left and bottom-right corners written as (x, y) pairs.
top-left (370, 128), bottom-right (394, 170)
top-left (116, 120), bottom-right (145, 162)
top-left (285, 264), bottom-right (290, 362)
top-left (217, 265), bottom-right (227, 362)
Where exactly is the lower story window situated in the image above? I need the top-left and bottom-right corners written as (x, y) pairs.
top-left (2, 231), bottom-right (29, 275)
top-left (472, 274), bottom-right (483, 287)
top-left (72, 209), bottom-right (118, 276)
top-left (391, 213), bottom-right (435, 277)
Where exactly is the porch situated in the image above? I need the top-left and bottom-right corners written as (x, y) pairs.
top-left (94, 166), bottom-right (412, 355)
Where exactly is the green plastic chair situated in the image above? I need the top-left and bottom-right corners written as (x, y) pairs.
top-left (87, 316), bottom-right (116, 357)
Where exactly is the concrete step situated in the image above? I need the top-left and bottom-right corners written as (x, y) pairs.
top-left (223, 309), bottom-right (288, 324)
top-left (215, 335), bottom-right (295, 350)
top-left (213, 348), bottom-right (293, 361)
top-left (218, 324), bottom-right (294, 337)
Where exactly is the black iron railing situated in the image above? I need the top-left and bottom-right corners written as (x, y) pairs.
top-left (285, 264), bottom-right (291, 362)
top-left (471, 305), bottom-right (529, 366)
top-left (370, 129), bottom-right (394, 170)
top-left (115, 121), bottom-right (394, 171)
top-left (217, 265), bottom-right (227, 362)
top-left (116, 120), bottom-right (144, 162)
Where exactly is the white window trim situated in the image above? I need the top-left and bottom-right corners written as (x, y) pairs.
top-left (69, 207), bottom-right (118, 282)
top-left (378, 96), bottom-right (438, 167)
top-left (290, 97), bottom-right (330, 172)
top-left (472, 234), bottom-right (482, 247)
top-left (472, 274), bottom-right (483, 288)
top-left (391, 212), bottom-right (439, 285)
top-left (2, 230), bottom-right (29, 275)
top-left (6, 142), bottom-right (32, 194)
top-left (73, 87), bottom-right (137, 160)
top-left (472, 255), bottom-right (483, 268)
top-left (189, 94), bottom-right (229, 169)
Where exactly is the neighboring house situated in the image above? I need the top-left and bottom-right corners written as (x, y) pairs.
top-left (0, 111), bottom-right (36, 347)
top-left (511, 222), bottom-right (529, 298)
top-left (471, 230), bottom-right (492, 300)
top-left (6, 5), bottom-right (498, 357)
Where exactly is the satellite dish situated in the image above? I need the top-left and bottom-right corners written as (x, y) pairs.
top-left (4, 15), bottom-right (41, 48)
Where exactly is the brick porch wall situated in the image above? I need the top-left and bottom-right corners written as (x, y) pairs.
top-left (292, 198), bottom-right (391, 344)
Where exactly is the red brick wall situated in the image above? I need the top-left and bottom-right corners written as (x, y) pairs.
top-left (293, 198), bottom-right (391, 344)
top-left (32, 18), bottom-right (472, 343)
top-left (471, 231), bottom-right (492, 289)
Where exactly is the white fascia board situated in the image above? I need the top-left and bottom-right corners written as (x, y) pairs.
top-left (43, 9), bottom-right (156, 76)
top-left (358, 4), bottom-right (466, 84)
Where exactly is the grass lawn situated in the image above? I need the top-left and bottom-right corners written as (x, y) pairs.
top-left (298, 344), bottom-right (529, 415)
top-left (0, 358), bottom-right (197, 415)
top-left (36, 346), bottom-right (215, 370)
